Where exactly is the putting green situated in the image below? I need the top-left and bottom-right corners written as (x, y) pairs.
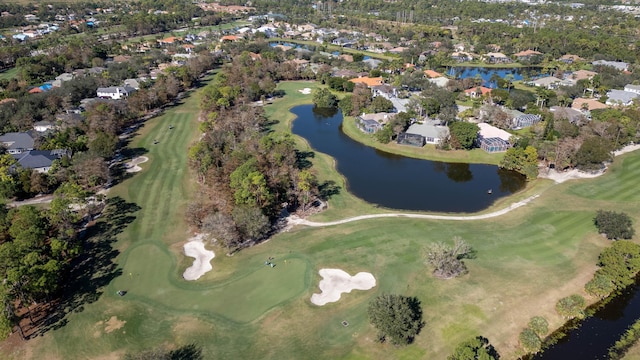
top-left (113, 244), bottom-right (310, 323)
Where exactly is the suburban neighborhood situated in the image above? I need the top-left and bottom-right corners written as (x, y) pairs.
top-left (0, 0), bottom-right (640, 359)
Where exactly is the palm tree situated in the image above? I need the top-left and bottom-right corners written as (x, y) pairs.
top-left (505, 73), bottom-right (515, 93)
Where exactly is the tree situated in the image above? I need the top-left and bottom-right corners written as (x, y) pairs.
top-left (556, 294), bottom-right (585, 319)
top-left (449, 122), bottom-right (479, 150)
top-left (585, 273), bottom-right (616, 299)
top-left (232, 206), bottom-right (270, 241)
top-left (594, 210), bottom-right (635, 240)
top-left (519, 328), bottom-right (542, 353)
top-left (528, 316), bottom-right (549, 337)
top-left (596, 240), bottom-right (640, 289)
top-left (500, 146), bottom-right (539, 180)
top-left (368, 294), bottom-right (424, 345)
top-left (448, 336), bottom-right (500, 360)
top-left (425, 237), bottom-right (474, 279)
top-left (369, 96), bottom-right (395, 113)
top-left (201, 212), bottom-right (240, 250)
top-left (574, 136), bottom-right (612, 171)
top-left (296, 169), bottom-right (317, 212)
top-left (312, 88), bottom-right (337, 108)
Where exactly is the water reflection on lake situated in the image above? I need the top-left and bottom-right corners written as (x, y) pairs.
top-left (291, 104), bottom-right (526, 212)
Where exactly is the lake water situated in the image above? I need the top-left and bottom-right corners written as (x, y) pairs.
top-left (447, 67), bottom-right (544, 88)
top-left (532, 281), bottom-right (640, 360)
top-left (290, 104), bottom-right (526, 212)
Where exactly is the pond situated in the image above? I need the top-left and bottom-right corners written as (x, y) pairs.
top-left (532, 280), bottom-right (640, 360)
top-left (447, 67), bottom-right (544, 88)
top-left (291, 104), bottom-right (526, 213)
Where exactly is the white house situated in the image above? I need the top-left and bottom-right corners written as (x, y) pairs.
top-left (624, 84), bottom-right (640, 95)
top-left (96, 86), bottom-right (136, 100)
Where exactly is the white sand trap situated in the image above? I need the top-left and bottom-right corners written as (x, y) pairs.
top-left (310, 269), bottom-right (376, 306)
top-left (182, 233), bottom-right (215, 281)
top-left (298, 87), bottom-right (312, 94)
top-left (124, 156), bottom-right (149, 173)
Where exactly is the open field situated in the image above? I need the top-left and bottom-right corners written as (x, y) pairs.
top-left (3, 80), bottom-right (639, 359)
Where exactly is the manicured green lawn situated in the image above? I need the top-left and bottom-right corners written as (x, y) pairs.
top-left (0, 67), bottom-right (17, 81)
top-left (7, 80), bottom-right (640, 360)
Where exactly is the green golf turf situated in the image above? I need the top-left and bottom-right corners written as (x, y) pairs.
top-left (7, 79), bottom-right (639, 360)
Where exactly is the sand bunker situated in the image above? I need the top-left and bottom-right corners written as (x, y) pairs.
top-left (183, 233), bottom-right (215, 281)
top-left (124, 156), bottom-right (148, 173)
top-left (298, 88), bottom-right (312, 95)
top-left (310, 269), bottom-right (376, 306)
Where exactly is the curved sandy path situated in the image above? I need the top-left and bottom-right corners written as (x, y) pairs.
top-left (289, 194), bottom-right (540, 227)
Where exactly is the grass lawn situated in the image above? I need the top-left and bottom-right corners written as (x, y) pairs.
top-left (0, 67), bottom-right (17, 81)
top-left (5, 79), bottom-right (640, 360)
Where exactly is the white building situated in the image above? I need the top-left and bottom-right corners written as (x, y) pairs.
top-left (96, 86), bottom-right (136, 100)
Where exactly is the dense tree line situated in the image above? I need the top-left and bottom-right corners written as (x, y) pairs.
top-left (0, 182), bottom-right (91, 339)
top-left (188, 52), bottom-right (321, 250)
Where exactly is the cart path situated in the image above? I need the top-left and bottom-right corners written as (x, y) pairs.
top-left (288, 194), bottom-right (540, 227)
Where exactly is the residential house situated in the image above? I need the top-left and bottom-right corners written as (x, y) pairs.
top-left (451, 52), bottom-right (474, 62)
top-left (424, 70), bottom-right (443, 79)
top-left (371, 84), bottom-right (397, 98)
top-left (428, 77), bottom-right (450, 88)
top-left (0, 132), bottom-right (36, 154)
top-left (568, 69), bottom-right (597, 82)
top-left (96, 86), bottom-right (136, 100)
top-left (624, 84), bottom-right (640, 95)
top-left (33, 120), bottom-right (55, 132)
top-left (531, 76), bottom-right (562, 89)
top-left (550, 106), bottom-right (587, 124)
top-left (464, 86), bottom-right (492, 98)
top-left (513, 49), bottom-right (542, 62)
top-left (332, 69), bottom-right (359, 78)
top-left (571, 98), bottom-right (608, 112)
top-left (388, 47), bottom-right (407, 54)
top-left (123, 78), bottom-right (141, 90)
top-left (157, 36), bottom-right (181, 45)
top-left (484, 52), bottom-right (511, 64)
top-left (511, 112), bottom-right (542, 129)
top-left (396, 133), bottom-right (425, 147)
top-left (348, 76), bottom-right (383, 88)
top-left (12, 150), bottom-right (66, 173)
top-left (605, 89), bottom-right (640, 107)
top-left (332, 37), bottom-right (355, 47)
top-left (592, 60), bottom-right (628, 72)
top-left (363, 58), bottom-right (382, 69)
top-left (477, 123), bottom-right (512, 153)
top-left (52, 72), bottom-right (74, 87)
top-left (338, 54), bottom-right (353, 62)
top-left (356, 113), bottom-right (391, 133)
top-left (220, 35), bottom-right (239, 42)
top-left (112, 55), bottom-right (132, 63)
top-left (559, 54), bottom-right (584, 64)
top-left (403, 119), bottom-right (450, 145)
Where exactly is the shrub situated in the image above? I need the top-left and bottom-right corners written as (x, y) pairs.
top-left (594, 210), bottom-right (635, 240)
top-left (528, 316), bottom-right (549, 337)
top-left (556, 294), bottom-right (585, 319)
top-left (519, 328), bottom-right (542, 353)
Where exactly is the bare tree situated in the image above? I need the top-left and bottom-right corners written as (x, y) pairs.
top-left (425, 237), bottom-right (474, 279)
